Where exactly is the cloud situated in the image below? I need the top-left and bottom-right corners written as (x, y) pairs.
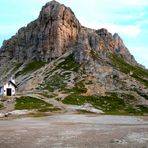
top-left (102, 24), bottom-right (141, 38)
top-left (81, 20), bottom-right (141, 38)
top-left (120, 0), bottom-right (148, 6)
top-left (97, 0), bottom-right (148, 8)
top-left (136, 19), bottom-right (148, 27)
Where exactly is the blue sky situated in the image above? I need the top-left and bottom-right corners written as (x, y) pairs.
top-left (0, 0), bottom-right (148, 68)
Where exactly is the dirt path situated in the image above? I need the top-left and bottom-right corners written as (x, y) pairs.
top-left (0, 114), bottom-right (148, 148)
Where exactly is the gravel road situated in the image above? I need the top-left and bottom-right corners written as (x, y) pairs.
top-left (0, 114), bottom-right (148, 148)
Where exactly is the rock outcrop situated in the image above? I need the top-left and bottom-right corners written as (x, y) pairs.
top-left (113, 33), bottom-right (136, 65)
top-left (0, 0), bottom-right (136, 65)
top-left (0, 1), bottom-right (80, 62)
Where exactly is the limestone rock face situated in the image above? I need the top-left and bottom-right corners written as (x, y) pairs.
top-left (0, 1), bottom-right (137, 65)
top-left (0, 1), bottom-right (80, 62)
top-left (113, 33), bottom-right (137, 65)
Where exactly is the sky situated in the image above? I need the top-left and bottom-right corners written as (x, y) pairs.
top-left (0, 0), bottom-right (148, 68)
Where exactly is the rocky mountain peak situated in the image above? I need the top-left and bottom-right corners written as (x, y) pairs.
top-left (113, 33), bottom-right (126, 52)
top-left (39, 0), bottom-right (75, 23)
top-left (96, 28), bottom-right (109, 37)
top-left (0, 0), bottom-right (80, 62)
top-left (0, 0), bottom-right (137, 65)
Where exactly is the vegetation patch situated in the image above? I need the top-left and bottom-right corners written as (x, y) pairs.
top-left (38, 54), bottom-right (81, 92)
top-left (90, 50), bottom-right (100, 61)
top-left (57, 54), bottom-right (80, 72)
top-left (77, 109), bottom-right (95, 114)
top-left (62, 94), bottom-right (126, 111)
top-left (62, 93), bottom-right (148, 115)
top-left (111, 54), bottom-right (148, 87)
top-left (15, 60), bottom-right (46, 77)
top-left (0, 103), bottom-right (3, 109)
top-left (40, 68), bottom-right (73, 92)
top-left (63, 94), bottom-right (88, 105)
top-left (15, 96), bottom-right (56, 112)
top-left (15, 63), bottom-right (23, 69)
top-left (69, 81), bottom-right (87, 93)
top-left (43, 73), bottom-right (67, 92)
top-left (12, 63), bottom-right (23, 72)
top-left (136, 105), bottom-right (148, 114)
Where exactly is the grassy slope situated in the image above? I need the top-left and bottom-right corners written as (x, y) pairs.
top-left (39, 54), bottom-right (81, 92)
top-left (62, 93), bottom-right (148, 115)
top-left (69, 81), bottom-right (87, 93)
top-left (15, 96), bottom-right (60, 112)
top-left (111, 54), bottom-right (148, 88)
top-left (57, 54), bottom-right (80, 72)
top-left (15, 60), bottom-right (46, 77)
top-left (39, 53), bottom-right (148, 115)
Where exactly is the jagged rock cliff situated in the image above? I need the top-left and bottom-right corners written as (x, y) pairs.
top-left (0, 1), bottom-right (148, 115)
top-left (0, 1), bottom-right (136, 64)
top-left (0, 1), bottom-right (80, 62)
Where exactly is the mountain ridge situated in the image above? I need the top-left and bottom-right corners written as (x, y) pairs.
top-left (0, 0), bottom-right (137, 65)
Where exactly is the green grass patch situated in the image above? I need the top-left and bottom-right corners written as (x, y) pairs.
top-left (62, 94), bottom-right (125, 111)
top-left (69, 81), bottom-right (87, 93)
top-left (15, 96), bottom-right (53, 112)
top-left (15, 63), bottom-right (23, 69)
top-left (62, 93), bottom-right (148, 115)
top-left (90, 50), bottom-right (100, 61)
top-left (111, 54), bottom-right (148, 87)
top-left (136, 105), bottom-right (148, 113)
top-left (57, 54), bottom-right (80, 72)
top-left (77, 109), bottom-right (95, 114)
top-left (15, 60), bottom-right (46, 77)
top-left (43, 73), bottom-right (67, 92)
top-left (39, 54), bottom-right (81, 92)
top-left (62, 94), bottom-right (88, 105)
top-left (13, 63), bottom-right (23, 72)
top-left (0, 103), bottom-right (3, 109)
top-left (40, 69), bottom-right (72, 92)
